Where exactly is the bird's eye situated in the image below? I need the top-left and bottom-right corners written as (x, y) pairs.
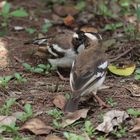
top-left (75, 38), bottom-right (79, 41)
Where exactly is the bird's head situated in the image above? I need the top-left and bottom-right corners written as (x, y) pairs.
top-left (72, 30), bottom-right (102, 53)
top-left (72, 31), bottom-right (86, 49)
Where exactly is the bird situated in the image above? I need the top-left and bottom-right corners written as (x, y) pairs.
top-left (25, 30), bottom-right (102, 80)
top-left (64, 32), bottom-right (109, 112)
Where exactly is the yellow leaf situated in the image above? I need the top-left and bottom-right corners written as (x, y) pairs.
top-left (108, 63), bottom-right (136, 76)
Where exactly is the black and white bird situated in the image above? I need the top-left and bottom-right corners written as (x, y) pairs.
top-left (64, 32), bottom-right (109, 112)
top-left (25, 30), bottom-right (102, 69)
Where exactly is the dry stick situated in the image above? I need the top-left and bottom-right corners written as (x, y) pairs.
top-left (109, 45), bottom-right (138, 63)
top-left (13, 56), bottom-right (23, 63)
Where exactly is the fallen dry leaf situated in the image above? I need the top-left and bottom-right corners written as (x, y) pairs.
top-left (126, 83), bottom-right (140, 97)
top-left (129, 118), bottom-right (140, 133)
top-left (62, 109), bottom-right (89, 127)
top-left (45, 135), bottom-right (65, 140)
top-left (96, 110), bottom-right (129, 133)
top-left (0, 116), bottom-right (17, 133)
top-left (64, 15), bottom-right (75, 26)
top-left (108, 63), bottom-right (136, 76)
top-left (53, 4), bottom-right (79, 17)
top-left (53, 95), bottom-right (66, 110)
top-left (20, 118), bottom-right (53, 135)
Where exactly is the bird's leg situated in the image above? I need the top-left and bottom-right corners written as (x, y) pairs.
top-left (92, 92), bottom-right (110, 108)
top-left (56, 70), bottom-right (69, 81)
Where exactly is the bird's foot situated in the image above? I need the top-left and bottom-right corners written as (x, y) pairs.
top-left (93, 94), bottom-right (110, 109)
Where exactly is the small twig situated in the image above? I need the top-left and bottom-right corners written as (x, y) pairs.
top-left (109, 45), bottom-right (138, 63)
top-left (13, 56), bottom-right (23, 63)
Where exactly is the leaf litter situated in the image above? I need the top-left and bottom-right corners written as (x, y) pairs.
top-left (62, 109), bottom-right (89, 127)
top-left (96, 110), bottom-right (130, 133)
top-left (20, 118), bottom-right (53, 135)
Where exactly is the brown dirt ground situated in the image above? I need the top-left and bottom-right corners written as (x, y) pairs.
top-left (0, 0), bottom-right (140, 139)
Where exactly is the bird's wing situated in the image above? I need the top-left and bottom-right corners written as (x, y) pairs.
top-left (70, 49), bottom-right (108, 94)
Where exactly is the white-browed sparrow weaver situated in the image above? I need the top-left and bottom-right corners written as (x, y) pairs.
top-left (64, 32), bottom-right (108, 112)
top-left (25, 30), bottom-right (102, 68)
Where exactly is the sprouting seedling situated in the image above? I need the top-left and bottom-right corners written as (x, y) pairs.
top-left (64, 132), bottom-right (84, 140)
top-left (16, 103), bottom-right (33, 122)
top-left (0, 98), bottom-right (16, 115)
top-left (0, 75), bottom-right (13, 88)
top-left (106, 97), bottom-right (117, 107)
top-left (47, 108), bottom-right (63, 129)
top-left (127, 108), bottom-right (140, 117)
top-left (47, 108), bottom-right (63, 120)
top-left (22, 63), bottom-right (56, 75)
top-left (14, 73), bottom-right (27, 84)
top-left (84, 120), bottom-right (95, 137)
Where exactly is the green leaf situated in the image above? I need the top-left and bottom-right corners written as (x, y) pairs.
top-left (33, 68), bottom-right (44, 73)
top-left (99, 3), bottom-right (108, 14)
top-left (24, 104), bottom-right (32, 115)
top-left (135, 74), bottom-right (140, 80)
top-left (104, 23), bottom-right (123, 31)
top-left (134, 69), bottom-right (140, 80)
top-left (127, 108), bottom-right (140, 117)
top-left (37, 64), bottom-right (47, 69)
top-left (2, 2), bottom-right (11, 16)
top-left (136, 6), bottom-right (140, 21)
top-left (14, 73), bottom-right (21, 80)
top-left (64, 132), bottom-right (84, 140)
top-left (135, 69), bottom-right (140, 74)
top-left (41, 22), bottom-right (52, 33)
top-left (10, 8), bottom-right (28, 17)
top-left (119, 0), bottom-right (130, 7)
top-left (5, 75), bottom-right (13, 82)
top-left (115, 22), bottom-right (123, 28)
top-left (6, 98), bottom-right (16, 108)
top-left (75, 1), bottom-right (86, 11)
top-left (25, 28), bottom-right (36, 34)
top-left (22, 63), bottom-right (32, 70)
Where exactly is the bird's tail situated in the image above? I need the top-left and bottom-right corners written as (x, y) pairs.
top-left (64, 97), bottom-right (80, 112)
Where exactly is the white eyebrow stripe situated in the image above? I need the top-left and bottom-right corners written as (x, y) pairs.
top-left (98, 61), bottom-right (108, 69)
top-left (73, 33), bottom-right (79, 38)
top-left (84, 33), bottom-right (98, 40)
